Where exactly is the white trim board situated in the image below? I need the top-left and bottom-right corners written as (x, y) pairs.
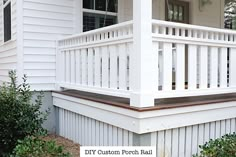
top-left (53, 92), bottom-right (236, 134)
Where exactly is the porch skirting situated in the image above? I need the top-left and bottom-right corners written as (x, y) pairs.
top-left (55, 107), bottom-right (134, 146)
top-left (53, 92), bottom-right (236, 157)
top-left (55, 106), bottom-right (236, 157)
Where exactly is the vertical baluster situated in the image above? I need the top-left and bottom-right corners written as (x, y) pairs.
top-left (127, 43), bottom-right (133, 90)
top-left (87, 48), bottom-right (94, 86)
top-left (61, 51), bottom-right (66, 83)
top-left (176, 28), bottom-right (180, 36)
top-left (162, 26), bottom-right (166, 35)
top-left (75, 50), bottom-right (81, 84)
top-left (163, 42), bottom-right (172, 91)
top-left (199, 31), bottom-right (204, 39)
top-left (220, 33), bottom-right (225, 41)
top-left (123, 27), bottom-right (127, 36)
top-left (105, 32), bottom-right (108, 39)
top-left (56, 50), bottom-right (62, 84)
top-left (65, 51), bottom-right (70, 83)
top-left (81, 49), bottom-right (87, 85)
top-left (94, 47), bottom-right (101, 87)
top-left (215, 33), bottom-right (219, 41)
top-left (229, 48), bottom-right (236, 87)
top-left (188, 45), bottom-right (197, 89)
top-left (176, 43), bottom-right (185, 90)
top-left (205, 31), bottom-right (209, 39)
top-left (188, 29), bottom-right (192, 38)
top-left (181, 28), bottom-right (185, 37)
top-left (118, 44), bottom-right (127, 90)
top-left (209, 47), bottom-right (218, 88)
top-left (154, 25), bottom-right (159, 34)
top-left (94, 34), bottom-right (97, 41)
top-left (128, 26), bottom-right (132, 35)
top-left (199, 46), bottom-right (208, 89)
top-left (70, 50), bottom-right (76, 84)
top-left (219, 47), bottom-right (228, 87)
top-left (109, 31), bottom-right (112, 39)
top-left (193, 30), bottom-right (198, 38)
top-left (114, 30), bottom-right (117, 38)
top-left (153, 41), bottom-right (159, 90)
top-left (225, 34), bottom-right (229, 41)
top-left (168, 27), bottom-right (173, 35)
top-left (210, 32), bottom-right (214, 40)
top-left (109, 45), bottom-right (118, 89)
top-left (230, 34), bottom-right (234, 42)
top-left (118, 29), bottom-right (123, 37)
top-left (101, 46), bottom-right (109, 88)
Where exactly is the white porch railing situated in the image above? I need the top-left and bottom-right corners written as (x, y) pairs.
top-left (56, 21), bottom-right (133, 98)
top-left (56, 20), bottom-right (236, 105)
top-left (153, 19), bottom-right (236, 99)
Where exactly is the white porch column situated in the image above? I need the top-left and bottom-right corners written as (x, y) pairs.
top-left (130, 0), bottom-right (156, 107)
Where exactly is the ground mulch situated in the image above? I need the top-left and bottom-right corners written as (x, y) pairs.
top-left (43, 134), bottom-right (80, 157)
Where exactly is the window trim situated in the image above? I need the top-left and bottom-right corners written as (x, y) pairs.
top-left (3, 0), bottom-right (10, 7)
top-left (82, 0), bottom-right (118, 32)
top-left (165, 0), bottom-right (189, 24)
top-left (83, 8), bottom-right (117, 17)
top-left (3, 0), bottom-right (12, 43)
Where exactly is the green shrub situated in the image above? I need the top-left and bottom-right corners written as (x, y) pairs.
top-left (193, 133), bottom-right (236, 157)
top-left (12, 136), bottom-right (71, 157)
top-left (0, 71), bottom-right (49, 156)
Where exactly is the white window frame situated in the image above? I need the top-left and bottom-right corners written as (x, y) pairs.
top-left (83, 8), bottom-right (117, 17)
top-left (82, 0), bottom-right (118, 32)
top-left (83, 0), bottom-right (118, 16)
top-left (3, 0), bottom-right (12, 43)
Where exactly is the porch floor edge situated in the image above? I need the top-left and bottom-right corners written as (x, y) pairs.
top-left (52, 90), bottom-right (236, 112)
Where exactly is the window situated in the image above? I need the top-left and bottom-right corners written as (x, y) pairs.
top-left (225, 0), bottom-right (236, 29)
top-left (3, 0), bottom-right (11, 42)
top-left (166, 0), bottom-right (189, 24)
top-left (83, 0), bottom-right (118, 32)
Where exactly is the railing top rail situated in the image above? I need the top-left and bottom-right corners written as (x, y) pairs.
top-left (59, 20), bottom-right (133, 42)
top-left (152, 19), bottom-right (236, 35)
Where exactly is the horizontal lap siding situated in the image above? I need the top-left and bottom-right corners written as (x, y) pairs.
top-left (23, 0), bottom-right (74, 90)
top-left (0, 0), bottom-right (17, 84)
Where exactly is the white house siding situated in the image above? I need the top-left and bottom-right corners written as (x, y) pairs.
top-left (22, 0), bottom-right (74, 90)
top-left (0, 0), bottom-right (17, 83)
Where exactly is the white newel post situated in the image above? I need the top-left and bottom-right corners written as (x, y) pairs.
top-left (55, 36), bottom-right (64, 91)
top-left (130, 0), bottom-right (156, 107)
